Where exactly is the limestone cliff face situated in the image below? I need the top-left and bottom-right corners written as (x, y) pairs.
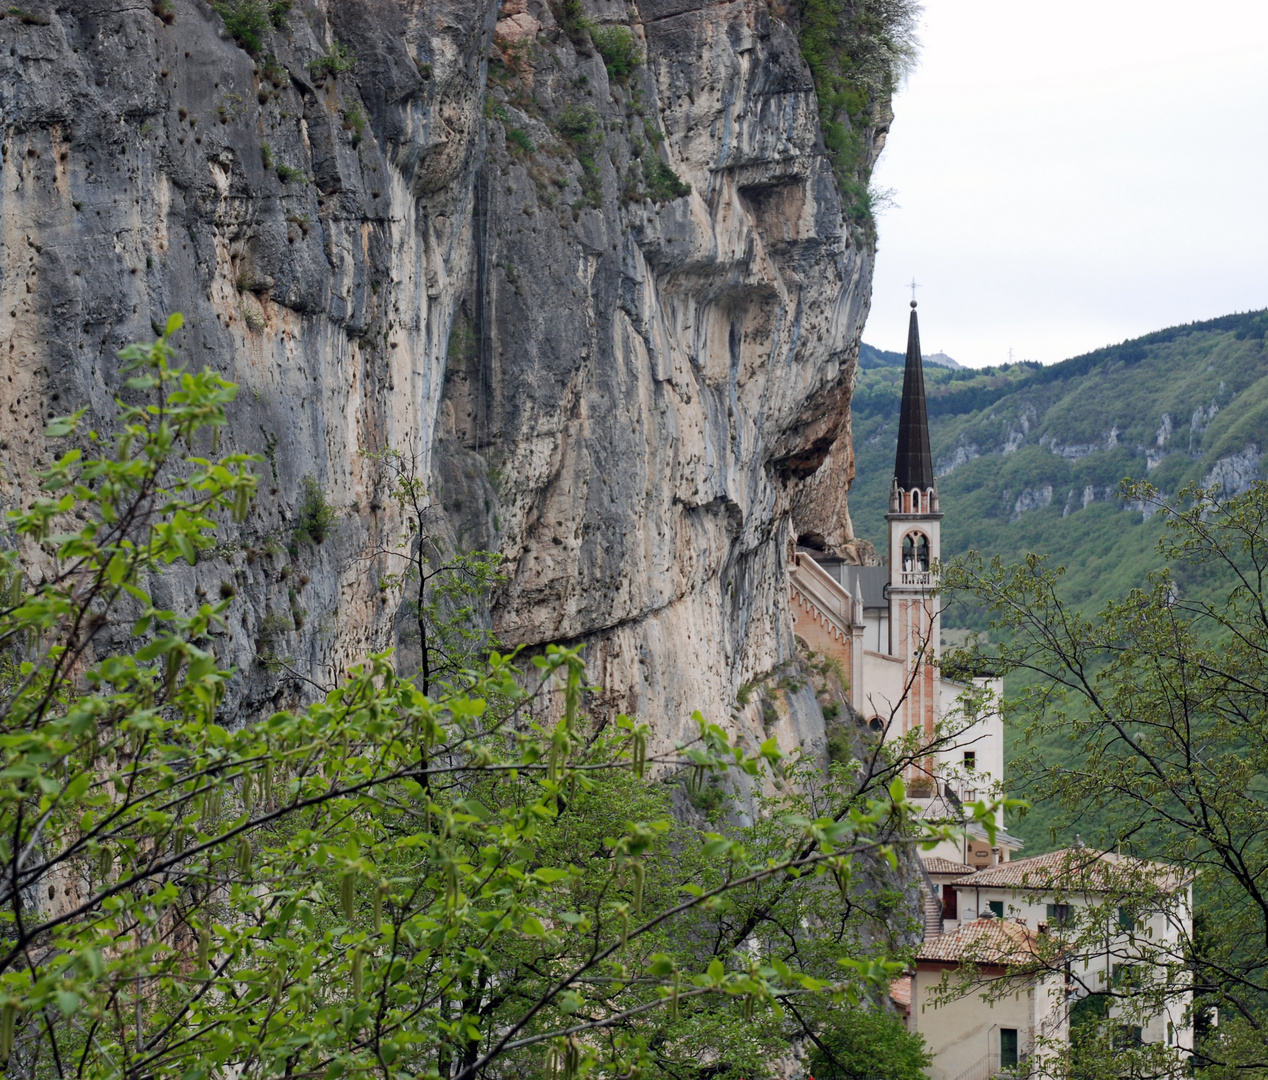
top-left (0, 0), bottom-right (887, 747)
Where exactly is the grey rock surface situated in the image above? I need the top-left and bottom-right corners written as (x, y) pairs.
top-left (0, 0), bottom-right (884, 754)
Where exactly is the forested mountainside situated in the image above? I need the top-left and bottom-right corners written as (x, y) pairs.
top-left (852, 310), bottom-right (1268, 618)
top-left (0, 0), bottom-right (908, 751)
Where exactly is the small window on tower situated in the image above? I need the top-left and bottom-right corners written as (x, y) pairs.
top-left (963, 751), bottom-right (976, 770)
top-left (916, 535), bottom-right (930, 571)
top-left (912, 490), bottom-right (921, 512)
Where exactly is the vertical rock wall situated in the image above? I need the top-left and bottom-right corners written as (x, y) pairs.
top-left (0, 0), bottom-right (888, 747)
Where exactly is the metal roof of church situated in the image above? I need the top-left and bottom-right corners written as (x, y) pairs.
top-left (840, 564), bottom-right (888, 609)
top-left (894, 302), bottom-right (935, 491)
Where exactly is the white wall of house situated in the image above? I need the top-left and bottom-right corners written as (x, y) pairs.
top-left (948, 885), bottom-right (1194, 1053)
top-left (911, 964), bottom-right (1068, 1080)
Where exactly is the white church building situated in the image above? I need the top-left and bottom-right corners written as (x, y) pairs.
top-left (790, 300), bottom-right (1021, 869)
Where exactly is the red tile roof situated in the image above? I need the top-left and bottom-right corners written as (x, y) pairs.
top-left (949, 848), bottom-right (1189, 894)
top-left (923, 857), bottom-right (977, 876)
top-left (917, 917), bottom-right (1053, 966)
top-left (890, 974), bottom-right (912, 1011)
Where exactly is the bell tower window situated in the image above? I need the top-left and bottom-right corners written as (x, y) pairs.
top-left (912, 490), bottom-right (920, 512)
top-left (902, 533), bottom-right (931, 573)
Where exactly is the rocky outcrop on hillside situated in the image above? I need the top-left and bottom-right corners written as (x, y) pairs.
top-left (0, 0), bottom-right (888, 748)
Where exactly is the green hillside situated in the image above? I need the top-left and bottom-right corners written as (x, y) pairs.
top-left (849, 310), bottom-right (1268, 850)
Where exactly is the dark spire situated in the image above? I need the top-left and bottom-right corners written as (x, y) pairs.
top-left (894, 300), bottom-right (934, 491)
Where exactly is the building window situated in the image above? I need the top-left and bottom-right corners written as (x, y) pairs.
top-left (963, 751), bottom-right (976, 770)
top-left (1046, 903), bottom-right (1071, 927)
top-left (1118, 905), bottom-right (1136, 931)
top-left (868, 716), bottom-right (884, 732)
top-left (989, 900), bottom-right (1004, 918)
top-left (1112, 963), bottom-right (1138, 990)
top-left (1167, 1021), bottom-right (1175, 1046)
top-left (1113, 1025), bottom-right (1143, 1049)
top-left (1000, 1028), bottom-right (1018, 1068)
top-left (902, 533), bottom-right (931, 572)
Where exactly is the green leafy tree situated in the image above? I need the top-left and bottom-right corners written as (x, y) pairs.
top-left (807, 1004), bottom-right (931, 1080)
top-left (0, 324), bottom-right (1002, 1077)
top-left (944, 478), bottom-right (1268, 1078)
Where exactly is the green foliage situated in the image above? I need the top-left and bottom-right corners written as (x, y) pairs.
top-left (555, 104), bottom-right (604, 209)
top-left (310, 41), bottom-right (356, 80)
top-left (342, 103), bottom-right (367, 144)
top-left (274, 161), bottom-right (307, 183)
top-left (212, 0), bottom-right (288, 53)
top-left (294, 475), bottom-right (336, 544)
top-left (643, 153), bottom-right (691, 203)
top-left (945, 479), bottom-right (1268, 1073)
top-left (551, 0), bottom-right (589, 45)
top-left (686, 775), bottom-right (727, 819)
top-left (591, 24), bottom-right (642, 80)
top-left (808, 1004), bottom-right (931, 1080)
top-left (0, 328), bottom-right (1005, 1078)
top-left (795, 0), bottom-right (917, 227)
top-left (506, 125), bottom-right (535, 154)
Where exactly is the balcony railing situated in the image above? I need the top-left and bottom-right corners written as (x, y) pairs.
top-left (900, 570), bottom-right (934, 586)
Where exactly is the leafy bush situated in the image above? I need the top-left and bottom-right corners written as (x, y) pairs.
top-left (809, 1006), bottom-right (932, 1080)
top-left (591, 24), bottom-right (642, 80)
top-left (309, 41), bottom-right (355, 80)
top-left (506, 126), bottom-right (535, 154)
top-left (552, 0), bottom-right (589, 45)
top-left (643, 153), bottom-right (691, 202)
top-left (555, 104), bottom-right (604, 208)
top-left (295, 475), bottom-right (336, 543)
top-left (212, 0), bottom-right (288, 54)
top-left (796, 0), bottom-right (919, 224)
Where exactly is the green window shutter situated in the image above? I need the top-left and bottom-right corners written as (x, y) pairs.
top-left (1000, 1027), bottom-right (1019, 1067)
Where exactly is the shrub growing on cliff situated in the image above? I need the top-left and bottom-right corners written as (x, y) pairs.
top-left (796, 0), bottom-right (919, 225)
top-left (212, 0), bottom-right (288, 53)
top-left (643, 152), bottom-right (691, 202)
top-left (295, 474), bottom-right (336, 544)
top-left (309, 41), bottom-right (356, 81)
top-left (592, 24), bottom-right (642, 81)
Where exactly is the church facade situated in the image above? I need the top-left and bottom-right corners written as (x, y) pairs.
top-left (789, 302), bottom-right (1021, 869)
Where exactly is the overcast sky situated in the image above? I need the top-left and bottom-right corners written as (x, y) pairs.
top-left (861, 0), bottom-right (1268, 367)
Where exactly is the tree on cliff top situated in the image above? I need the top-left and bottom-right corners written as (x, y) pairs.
top-left (0, 324), bottom-right (984, 1077)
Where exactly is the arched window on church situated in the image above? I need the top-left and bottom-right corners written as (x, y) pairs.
top-left (903, 532), bottom-right (931, 573)
top-left (911, 490), bottom-right (920, 512)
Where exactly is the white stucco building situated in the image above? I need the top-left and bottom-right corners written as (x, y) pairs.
top-left (940, 846), bottom-right (1195, 1057)
top-left (902, 917), bottom-right (1069, 1080)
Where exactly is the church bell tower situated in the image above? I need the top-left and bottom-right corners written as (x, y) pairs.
top-left (887, 300), bottom-right (942, 664)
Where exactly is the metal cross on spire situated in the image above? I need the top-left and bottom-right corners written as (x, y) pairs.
top-left (909, 277), bottom-right (921, 304)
